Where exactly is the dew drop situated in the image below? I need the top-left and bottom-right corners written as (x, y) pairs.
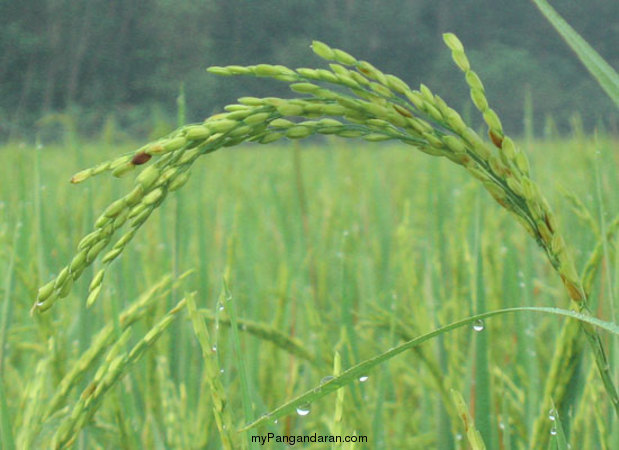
top-left (472, 320), bottom-right (484, 332)
top-left (550, 426), bottom-right (557, 436)
top-left (211, 345), bottom-right (217, 353)
top-left (218, 304), bottom-right (224, 311)
top-left (220, 368), bottom-right (225, 374)
top-left (359, 375), bottom-right (369, 383)
top-left (320, 376), bottom-right (334, 384)
top-left (455, 433), bottom-right (463, 441)
top-left (548, 409), bottom-right (556, 421)
top-left (296, 404), bottom-right (311, 416)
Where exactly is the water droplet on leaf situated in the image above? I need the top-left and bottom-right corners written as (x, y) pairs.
top-left (296, 404), bottom-right (311, 416)
top-left (548, 409), bottom-right (556, 421)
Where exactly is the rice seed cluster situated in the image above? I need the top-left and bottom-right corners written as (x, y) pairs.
top-left (34, 36), bottom-right (585, 313)
top-left (200, 309), bottom-right (320, 365)
top-left (50, 298), bottom-right (187, 449)
top-left (42, 274), bottom-right (179, 423)
top-left (440, 34), bottom-right (619, 438)
top-left (441, 34), bottom-right (584, 304)
top-left (157, 357), bottom-right (190, 448)
top-left (16, 351), bottom-right (51, 449)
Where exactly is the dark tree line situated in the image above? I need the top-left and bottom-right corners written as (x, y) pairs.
top-left (1, 0), bottom-right (618, 141)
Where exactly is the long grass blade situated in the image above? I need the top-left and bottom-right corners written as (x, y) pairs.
top-left (242, 306), bottom-right (619, 430)
top-left (549, 401), bottom-right (569, 450)
top-left (531, 0), bottom-right (619, 108)
top-left (222, 278), bottom-right (254, 450)
top-left (186, 292), bottom-right (235, 450)
top-left (472, 198), bottom-right (495, 446)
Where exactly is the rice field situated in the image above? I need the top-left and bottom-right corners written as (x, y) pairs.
top-left (1, 133), bottom-right (617, 448)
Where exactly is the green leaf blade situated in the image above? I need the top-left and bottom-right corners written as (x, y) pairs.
top-left (532, 0), bottom-right (619, 108)
top-left (241, 306), bottom-right (618, 431)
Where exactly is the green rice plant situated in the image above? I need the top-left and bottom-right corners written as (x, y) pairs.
top-left (29, 30), bottom-right (618, 447)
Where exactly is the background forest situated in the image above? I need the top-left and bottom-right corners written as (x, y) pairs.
top-left (2, 0), bottom-right (619, 142)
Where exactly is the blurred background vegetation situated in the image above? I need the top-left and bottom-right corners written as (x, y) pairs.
top-left (2, 0), bottom-right (618, 142)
